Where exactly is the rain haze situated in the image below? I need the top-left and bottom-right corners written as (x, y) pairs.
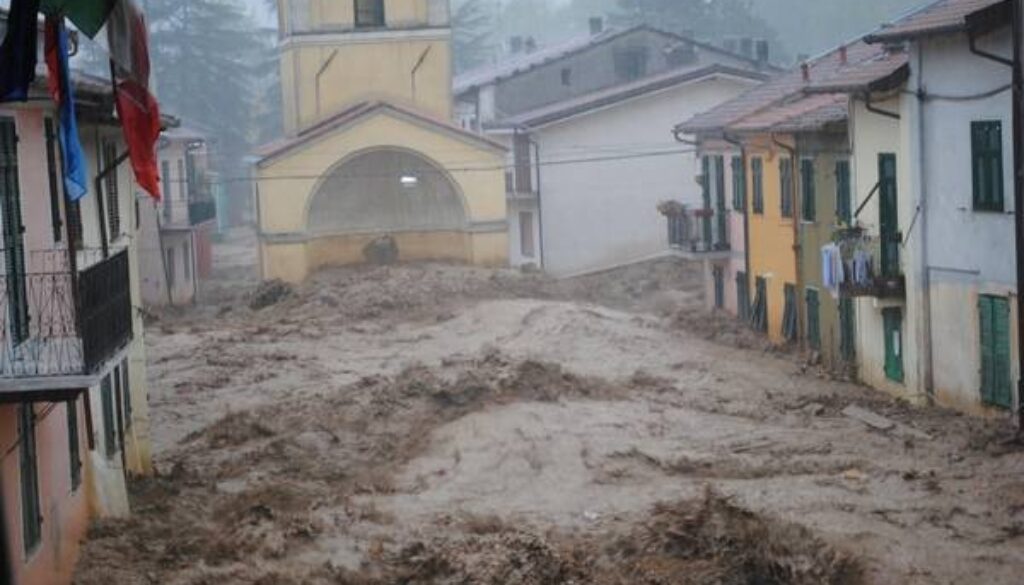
top-left (0, 1), bottom-right (1022, 584)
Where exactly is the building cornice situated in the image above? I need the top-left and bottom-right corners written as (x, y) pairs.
top-left (281, 27), bottom-right (451, 49)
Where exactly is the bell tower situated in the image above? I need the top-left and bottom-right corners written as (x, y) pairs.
top-left (277, 0), bottom-right (453, 136)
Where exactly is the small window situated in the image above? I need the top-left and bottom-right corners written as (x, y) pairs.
top-left (835, 160), bottom-right (852, 225)
top-left (67, 399), bottom-right (82, 490)
top-left (731, 156), bottom-right (745, 211)
top-left (614, 47), bottom-right (648, 81)
top-left (19, 404), bottom-right (41, 554)
top-left (780, 158), bottom-right (794, 218)
top-left (354, 0), bottom-right (385, 28)
top-left (751, 157), bottom-right (764, 214)
top-left (800, 158), bottom-right (815, 222)
top-left (101, 374), bottom-right (118, 459)
top-left (971, 120), bottom-right (1004, 212)
top-left (561, 67), bottom-right (572, 86)
top-left (805, 288), bottom-right (821, 350)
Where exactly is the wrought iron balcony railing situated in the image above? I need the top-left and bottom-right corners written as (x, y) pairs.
top-left (833, 228), bottom-right (905, 299)
top-left (0, 249), bottom-right (133, 379)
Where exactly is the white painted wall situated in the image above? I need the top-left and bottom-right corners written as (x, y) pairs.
top-left (530, 75), bottom-right (758, 276)
top-left (910, 29), bottom-right (1019, 414)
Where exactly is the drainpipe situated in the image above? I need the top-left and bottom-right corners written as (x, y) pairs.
top-left (1013, 0), bottom-right (1024, 430)
top-left (528, 135), bottom-right (546, 270)
top-left (913, 48), bottom-right (936, 403)
top-left (967, 14), bottom-right (1023, 427)
top-left (773, 133), bottom-right (804, 348)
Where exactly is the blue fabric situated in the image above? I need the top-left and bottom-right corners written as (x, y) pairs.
top-left (0, 0), bottom-right (41, 102)
top-left (51, 20), bottom-right (87, 201)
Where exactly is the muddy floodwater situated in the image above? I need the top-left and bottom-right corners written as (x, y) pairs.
top-left (74, 230), bottom-right (1024, 585)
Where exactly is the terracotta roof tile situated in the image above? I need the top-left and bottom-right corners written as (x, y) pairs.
top-left (865, 0), bottom-right (1008, 42)
top-left (805, 50), bottom-right (910, 94)
top-left (730, 93), bottom-right (849, 133)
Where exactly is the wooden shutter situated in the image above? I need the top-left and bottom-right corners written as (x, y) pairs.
top-left (840, 298), bottom-right (855, 362)
top-left (801, 158), bottom-right (815, 222)
top-left (780, 158), bottom-right (793, 218)
top-left (701, 156), bottom-right (712, 249)
top-left (971, 121), bottom-right (1004, 212)
top-left (18, 405), bottom-right (41, 553)
top-left (0, 118), bottom-right (29, 344)
top-left (752, 157), bottom-right (764, 214)
top-left (732, 156), bottom-right (745, 211)
top-left (715, 156), bottom-right (727, 247)
top-left (67, 400), bottom-right (82, 489)
top-left (513, 133), bottom-right (532, 194)
top-left (45, 118), bottom-right (63, 243)
top-left (836, 160), bottom-right (851, 224)
top-left (102, 374), bottom-right (117, 459)
top-left (980, 295), bottom-right (1012, 408)
top-left (883, 308), bottom-right (904, 383)
top-left (104, 140), bottom-right (121, 238)
top-left (806, 288), bottom-right (821, 350)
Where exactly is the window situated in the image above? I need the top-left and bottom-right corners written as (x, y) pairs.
top-left (782, 283), bottom-right (797, 342)
top-left (878, 153), bottom-right (900, 277)
top-left (67, 399), bottom-right (82, 490)
top-left (103, 139), bottom-right (121, 238)
top-left (101, 374), bottom-right (118, 458)
top-left (731, 156), bottom-right (745, 211)
top-left (805, 288), bottom-right (821, 350)
top-left (354, 0), bottom-right (385, 28)
top-left (161, 160), bottom-right (172, 222)
top-left (800, 158), bottom-right (815, 222)
top-left (714, 156), bottom-right (727, 248)
top-left (736, 271), bottom-right (750, 321)
top-left (183, 241), bottom-right (192, 282)
top-left (18, 404), bottom-right (41, 554)
top-left (166, 247), bottom-right (176, 288)
top-left (561, 67), bottom-right (572, 86)
top-left (971, 120), bottom-right (1004, 211)
top-left (519, 212), bottom-right (535, 258)
top-left (883, 308), bottom-right (904, 383)
top-left (751, 157), bottom-right (764, 214)
top-left (614, 46), bottom-right (648, 81)
top-left (979, 295), bottom-right (1011, 408)
top-left (835, 160), bottom-right (851, 225)
top-left (122, 358), bottom-right (133, 429)
top-left (45, 118), bottom-right (63, 243)
top-left (513, 133), bottom-right (532, 193)
top-left (780, 158), bottom-right (794, 218)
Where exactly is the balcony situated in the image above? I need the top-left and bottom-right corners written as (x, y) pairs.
top-left (0, 249), bottom-right (133, 389)
top-left (834, 228), bottom-right (905, 300)
top-left (664, 204), bottom-right (731, 260)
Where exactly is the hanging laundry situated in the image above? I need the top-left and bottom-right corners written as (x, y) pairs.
top-left (44, 16), bottom-right (88, 200)
top-left (821, 243), bottom-right (843, 298)
top-left (107, 0), bottom-right (162, 201)
top-left (40, 0), bottom-right (117, 38)
top-left (853, 249), bottom-right (873, 286)
top-left (0, 0), bottom-right (41, 102)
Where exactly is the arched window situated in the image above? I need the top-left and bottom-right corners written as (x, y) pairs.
top-left (354, 0), bottom-right (385, 28)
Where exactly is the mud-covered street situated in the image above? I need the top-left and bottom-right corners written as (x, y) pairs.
top-left (73, 231), bottom-right (1024, 585)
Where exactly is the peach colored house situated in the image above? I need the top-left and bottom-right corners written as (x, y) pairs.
top-left (0, 11), bottom-right (154, 584)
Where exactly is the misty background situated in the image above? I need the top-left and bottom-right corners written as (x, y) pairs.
top-left (32, 0), bottom-right (925, 202)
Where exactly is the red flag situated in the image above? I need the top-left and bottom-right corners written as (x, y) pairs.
top-left (108, 0), bottom-right (161, 201)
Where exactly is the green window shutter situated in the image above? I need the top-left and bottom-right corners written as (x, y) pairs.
top-left (980, 295), bottom-right (1012, 408)
top-left (972, 121), bottom-right (1004, 212)
top-left (732, 156), bottom-right (745, 211)
top-left (101, 375), bottom-right (117, 459)
top-left (836, 160), bottom-right (851, 225)
top-left (67, 400), bottom-right (82, 490)
top-left (18, 405), bottom-right (41, 553)
top-left (701, 156), bottom-right (713, 248)
top-left (780, 159), bottom-right (793, 218)
top-left (839, 298), bottom-right (855, 361)
top-left (782, 284), bottom-right (798, 341)
top-left (752, 157), bottom-right (764, 214)
top-left (736, 271), bottom-right (749, 320)
top-left (806, 288), bottom-right (821, 350)
top-left (979, 296), bottom-right (995, 404)
top-left (801, 159), bottom-right (816, 222)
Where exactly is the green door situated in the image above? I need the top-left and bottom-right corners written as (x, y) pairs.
top-left (883, 307), bottom-right (904, 382)
top-left (736, 271), bottom-right (750, 320)
top-left (878, 153), bottom-right (900, 277)
top-left (839, 298), bottom-right (856, 362)
top-left (713, 266), bottom-right (724, 309)
top-left (979, 295), bottom-right (1012, 408)
top-left (806, 288), bottom-right (821, 350)
top-left (701, 156), bottom-right (712, 249)
top-left (0, 118), bottom-right (28, 345)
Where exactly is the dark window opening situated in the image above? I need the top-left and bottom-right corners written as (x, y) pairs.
top-left (806, 288), bottom-right (821, 350)
top-left (835, 160), bottom-right (851, 225)
top-left (800, 158), bottom-right (815, 222)
top-left (162, 160), bottom-right (172, 223)
top-left (750, 277), bottom-right (768, 333)
top-left (780, 158), bottom-right (794, 218)
top-left (1, 118), bottom-right (29, 346)
top-left (731, 156), bottom-right (745, 211)
top-left (614, 46), bottom-right (648, 81)
top-left (45, 118), bottom-right (63, 243)
top-left (18, 404), bottom-right (41, 554)
top-left (67, 399), bottom-right (82, 490)
top-left (354, 0), bottom-right (385, 28)
top-left (751, 157), bottom-right (764, 214)
top-left (101, 374), bottom-right (118, 459)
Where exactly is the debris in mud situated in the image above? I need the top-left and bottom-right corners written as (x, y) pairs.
top-left (249, 279), bottom-right (294, 310)
top-left (363, 235), bottom-right (400, 265)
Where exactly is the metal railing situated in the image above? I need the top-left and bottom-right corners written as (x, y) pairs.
top-left (834, 228), bottom-right (905, 299)
top-left (0, 249), bottom-right (132, 378)
top-left (667, 207), bottom-right (730, 254)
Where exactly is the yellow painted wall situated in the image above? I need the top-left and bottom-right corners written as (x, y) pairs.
top-left (281, 38), bottom-right (452, 134)
top-left (257, 109), bottom-right (508, 282)
top-left (745, 135), bottom-right (798, 344)
top-left (290, 0), bottom-right (436, 30)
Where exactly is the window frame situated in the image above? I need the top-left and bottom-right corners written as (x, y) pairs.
top-left (971, 120), bottom-right (1004, 212)
top-left (354, 0), bottom-right (386, 28)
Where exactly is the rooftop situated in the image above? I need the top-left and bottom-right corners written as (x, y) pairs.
top-left (865, 0), bottom-right (1010, 43)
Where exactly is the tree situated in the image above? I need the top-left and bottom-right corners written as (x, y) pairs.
top-left (452, 0), bottom-right (497, 73)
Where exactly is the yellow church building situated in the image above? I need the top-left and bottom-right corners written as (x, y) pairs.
top-left (255, 0), bottom-right (509, 282)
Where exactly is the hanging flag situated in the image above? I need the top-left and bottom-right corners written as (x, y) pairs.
top-left (39, 0), bottom-right (117, 39)
top-left (44, 16), bottom-right (88, 200)
top-left (0, 0), bottom-right (41, 102)
top-left (108, 0), bottom-right (161, 201)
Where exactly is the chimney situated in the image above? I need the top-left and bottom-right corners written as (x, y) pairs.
top-left (801, 62), bottom-right (810, 82)
top-left (755, 40), bottom-right (770, 65)
top-left (589, 16), bottom-right (604, 36)
top-left (740, 38), bottom-right (754, 59)
top-left (509, 36), bottom-right (524, 54)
